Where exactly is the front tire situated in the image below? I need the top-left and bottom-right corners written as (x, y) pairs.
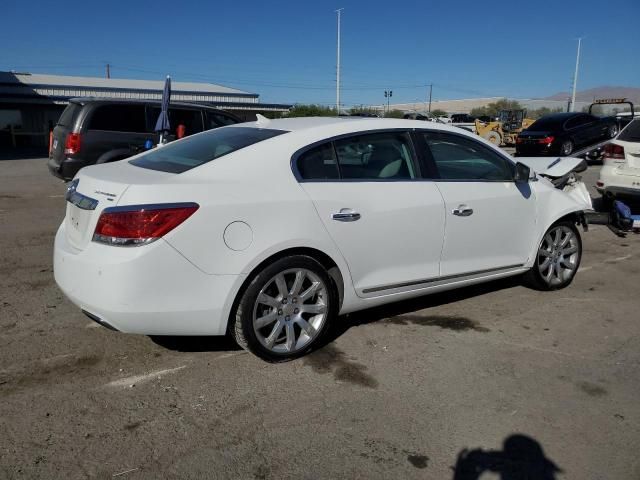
top-left (524, 221), bottom-right (582, 291)
top-left (230, 255), bottom-right (338, 362)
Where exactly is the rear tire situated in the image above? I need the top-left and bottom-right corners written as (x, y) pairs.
top-left (230, 255), bottom-right (338, 362)
top-left (608, 125), bottom-right (618, 138)
top-left (560, 140), bottom-right (573, 156)
top-left (524, 221), bottom-right (582, 291)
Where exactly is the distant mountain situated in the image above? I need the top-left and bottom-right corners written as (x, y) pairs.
top-left (545, 86), bottom-right (640, 104)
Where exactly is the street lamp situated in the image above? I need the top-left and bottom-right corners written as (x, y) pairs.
top-left (384, 90), bottom-right (393, 114)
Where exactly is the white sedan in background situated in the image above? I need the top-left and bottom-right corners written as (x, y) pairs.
top-left (54, 116), bottom-right (592, 361)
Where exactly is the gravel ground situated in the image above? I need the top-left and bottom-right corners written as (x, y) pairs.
top-left (0, 157), bottom-right (639, 479)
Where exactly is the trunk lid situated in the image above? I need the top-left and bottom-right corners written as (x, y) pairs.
top-left (64, 159), bottom-right (173, 250)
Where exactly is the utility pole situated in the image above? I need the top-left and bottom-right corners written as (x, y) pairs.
top-left (384, 90), bottom-right (392, 114)
top-left (570, 37), bottom-right (582, 112)
top-left (106, 63), bottom-right (111, 79)
top-left (335, 8), bottom-right (344, 114)
top-left (427, 84), bottom-right (433, 113)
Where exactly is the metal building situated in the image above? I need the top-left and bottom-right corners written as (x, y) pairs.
top-left (0, 71), bottom-right (290, 151)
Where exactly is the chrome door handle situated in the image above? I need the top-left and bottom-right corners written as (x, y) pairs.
top-left (332, 208), bottom-right (361, 222)
top-left (452, 205), bottom-right (473, 217)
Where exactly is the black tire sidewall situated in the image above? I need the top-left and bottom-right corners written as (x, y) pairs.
top-left (235, 255), bottom-right (338, 362)
top-left (561, 141), bottom-right (573, 156)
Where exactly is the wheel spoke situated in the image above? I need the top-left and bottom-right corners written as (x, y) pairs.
top-left (553, 262), bottom-right (562, 281)
top-left (296, 317), bottom-right (316, 337)
top-left (265, 319), bottom-right (285, 348)
top-left (258, 293), bottom-right (280, 309)
top-left (539, 257), bottom-right (551, 271)
top-left (274, 274), bottom-right (288, 298)
top-left (255, 311), bottom-right (278, 329)
top-left (544, 263), bottom-right (554, 282)
top-left (560, 259), bottom-right (576, 270)
top-left (538, 248), bottom-right (552, 258)
top-left (562, 245), bottom-right (578, 255)
top-left (300, 281), bottom-right (321, 301)
top-left (544, 233), bottom-right (553, 248)
top-left (561, 232), bottom-right (572, 248)
top-left (285, 322), bottom-right (296, 351)
top-left (302, 303), bottom-right (326, 315)
top-left (553, 228), bottom-right (562, 246)
top-left (290, 270), bottom-right (305, 295)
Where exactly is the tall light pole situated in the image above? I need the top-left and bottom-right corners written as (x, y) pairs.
top-left (335, 8), bottom-right (344, 114)
top-left (384, 90), bottom-right (392, 114)
top-left (427, 84), bottom-right (433, 113)
top-left (570, 37), bottom-right (582, 112)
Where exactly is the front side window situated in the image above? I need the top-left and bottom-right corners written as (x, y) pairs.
top-left (334, 132), bottom-right (416, 180)
top-left (424, 132), bottom-right (513, 181)
top-left (130, 127), bottom-right (287, 173)
top-left (206, 112), bottom-right (238, 129)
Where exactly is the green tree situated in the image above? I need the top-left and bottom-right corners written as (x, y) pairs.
top-left (527, 106), bottom-right (563, 119)
top-left (286, 104), bottom-right (337, 117)
top-left (470, 98), bottom-right (524, 118)
top-left (384, 109), bottom-right (405, 119)
top-left (349, 105), bottom-right (381, 116)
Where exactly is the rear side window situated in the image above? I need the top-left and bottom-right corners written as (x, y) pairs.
top-left (566, 115), bottom-right (592, 129)
top-left (297, 143), bottom-right (340, 180)
top-left (88, 105), bottom-right (146, 132)
top-left (57, 103), bottom-right (81, 127)
top-left (206, 112), bottom-right (238, 129)
top-left (529, 118), bottom-right (563, 131)
top-left (130, 127), bottom-right (287, 173)
top-left (424, 132), bottom-right (513, 181)
top-left (618, 119), bottom-right (640, 142)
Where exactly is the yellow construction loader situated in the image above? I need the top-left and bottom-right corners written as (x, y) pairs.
top-left (474, 109), bottom-right (535, 146)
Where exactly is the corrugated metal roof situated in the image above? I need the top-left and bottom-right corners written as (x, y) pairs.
top-left (0, 71), bottom-right (255, 96)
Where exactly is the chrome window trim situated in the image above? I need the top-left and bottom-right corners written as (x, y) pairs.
top-left (65, 179), bottom-right (99, 210)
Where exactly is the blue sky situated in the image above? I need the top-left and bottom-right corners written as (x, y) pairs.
top-left (2, 0), bottom-right (639, 107)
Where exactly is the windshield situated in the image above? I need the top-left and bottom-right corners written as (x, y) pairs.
top-left (618, 118), bottom-right (640, 142)
top-left (130, 126), bottom-right (287, 173)
top-left (57, 103), bottom-right (81, 127)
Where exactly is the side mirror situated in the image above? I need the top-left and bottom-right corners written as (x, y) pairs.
top-left (514, 162), bottom-right (531, 183)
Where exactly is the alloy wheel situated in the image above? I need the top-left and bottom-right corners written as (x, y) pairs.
top-left (252, 268), bottom-right (328, 354)
top-left (536, 226), bottom-right (580, 287)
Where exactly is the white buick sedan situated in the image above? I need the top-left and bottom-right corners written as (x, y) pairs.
top-left (54, 116), bottom-right (592, 361)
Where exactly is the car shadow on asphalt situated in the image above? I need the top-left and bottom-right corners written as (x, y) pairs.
top-left (320, 275), bottom-right (523, 348)
top-left (451, 434), bottom-right (562, 479)
top-left (148, 334), bottom-right (242, 353)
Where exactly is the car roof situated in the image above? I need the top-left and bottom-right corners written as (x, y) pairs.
top-left (231, 116), bottom-right (494, 140)
top-left (68, 97), bottom-right (231, 112)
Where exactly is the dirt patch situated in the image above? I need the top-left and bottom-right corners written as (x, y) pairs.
top-left (407, 454), bottom-right (429, 469)
top-left (303, 344), bottom-right (378, 388)
top-left (578, 382), bottom-right (608, 397)
top-left (386, 314), bottom-right (489, 332)
top-left (0, 354), bottom-right (102, 395)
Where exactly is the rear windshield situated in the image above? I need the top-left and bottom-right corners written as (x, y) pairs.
top-left (618, 118), bottom-right (640, 142)
top-left (57, 103), bottom-right (81, 127)
top-left (528, 117), bottom-right (564, 131)
top-left (130, 126), bottom-right (287, 173)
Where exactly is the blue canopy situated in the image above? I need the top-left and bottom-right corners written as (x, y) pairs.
top-left (154, 76), bottom-right (171, 133)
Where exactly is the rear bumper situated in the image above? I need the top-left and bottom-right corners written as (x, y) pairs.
top-left (54, 223), bottom-right (243, 335)
top-left (48, 156), bottom-right (93, 181)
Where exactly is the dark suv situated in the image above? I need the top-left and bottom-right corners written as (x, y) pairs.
top-left (48, 98), bottom-right (241, 180)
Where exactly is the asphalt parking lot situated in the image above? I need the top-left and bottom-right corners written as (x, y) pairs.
top-left (1, 157), bottom-right (639, 479)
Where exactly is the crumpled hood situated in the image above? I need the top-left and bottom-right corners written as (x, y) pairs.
top-left (516, 156), bottom-right (587, 178)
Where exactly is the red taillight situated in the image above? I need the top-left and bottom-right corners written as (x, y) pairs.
top-left (538, 136), bottom-right (555, 145)
top-left (604, 143), bottom-right (625, 161)
top-left (93, 203), bottom-right (199, 246)
top-left (516, 137), bottom-right (524, 144)
top-left (64, 133), bottom-right (81, 155)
